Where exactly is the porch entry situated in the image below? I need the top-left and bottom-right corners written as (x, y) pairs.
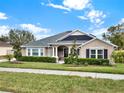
top-left (58, 46), bottom-right (68, 60)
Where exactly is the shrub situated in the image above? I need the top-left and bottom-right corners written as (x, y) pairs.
top-left (5, 54), bottom-right (14, 62)
top-left (112, 50), bottom-right (124, 63)
top-left (17, 56), bottom-right (56, 63)
top-left (64, 58), bottom-right (109, 66)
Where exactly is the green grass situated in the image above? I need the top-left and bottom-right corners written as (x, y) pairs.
top-left (0, 72), bottom-right (124, 93)
top-left (0, 62), bottom-right (124, 74)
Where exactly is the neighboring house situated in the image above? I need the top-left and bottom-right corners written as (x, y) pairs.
top-left (0, 41), bottom-right (13, 56)
top-left (21, 30), bottom-right (117, 62)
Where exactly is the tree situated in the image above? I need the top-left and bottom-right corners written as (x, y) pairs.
top-left (68, 40), bottom-right (78, 65)
top-left (102, 23), bottom-right (124, 49)
top-left (0, 35), bottom-right (9, 42)
top-left (9, 29), bottom-right (35, 58)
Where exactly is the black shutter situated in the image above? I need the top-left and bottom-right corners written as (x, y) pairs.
top-left (104, 49), bottom-right (108, 59)
top-left (77, 49), bottom-right (80, 55)
top-left (86, 49), bottom-right (89, 58)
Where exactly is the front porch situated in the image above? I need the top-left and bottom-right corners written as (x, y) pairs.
top-left (51, 45), bottom-right (71, 63)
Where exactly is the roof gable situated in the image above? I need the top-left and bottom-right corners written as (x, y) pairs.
top-left (56, 30), bottom-right (94, 41)
top-left (78, 38), bottom-right (118, 48)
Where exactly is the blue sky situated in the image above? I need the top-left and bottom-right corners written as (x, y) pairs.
top-left (0, 0), bottom-right (124, 39)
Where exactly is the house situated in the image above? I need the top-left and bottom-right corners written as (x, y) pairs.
top-left (21, 30), bottom-right (117, 62)
top-left (0, 41), bottom-right (13, 56)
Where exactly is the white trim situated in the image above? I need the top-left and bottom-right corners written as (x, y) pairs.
top-left (55, 46), bottom-right (58, 57)
top-left (38, 49), bottom-right (40, 56)
top-left (52, 47), bottom-right (55, 57)
top-left (89, 49), bottom-right (104, 59)
top-left (21, 46), bottom-right (48, 48)
top-left (42, 48), bottom-right (46, 56)
top-left (26, 48), bottom-right (44, 57)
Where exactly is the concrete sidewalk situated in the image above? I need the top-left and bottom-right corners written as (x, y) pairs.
top-left (0, 67), bottom-right (124, 80)
top-left (0, 91), bottom-right (11, 93)
top-left (0, 59), bottom-right (8, 62)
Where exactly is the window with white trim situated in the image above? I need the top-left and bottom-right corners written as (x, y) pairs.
top-left (27, 48), bottom-right (44, 56)
top-left (98, 50), bottom-right (104, 59)
top-left (90, 49), bottom-right (96, 58)
top-left (90, 49), bottom-right (104, 59)
top-left (32, 49), bottom-right (39, 56)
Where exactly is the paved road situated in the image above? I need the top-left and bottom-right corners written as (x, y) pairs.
top-left (0, 67), bottom-right (124, 80)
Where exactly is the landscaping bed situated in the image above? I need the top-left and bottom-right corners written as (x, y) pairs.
top-left (0, 72), bottom-right (124, 93)
top-left (0, 62), bottom-right (124, 74)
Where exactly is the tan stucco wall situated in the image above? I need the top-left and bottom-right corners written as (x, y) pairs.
top-left (79, 39), bottom-right (115, 59)
top-left (0, 47), bottom-right (13, 56)
top-left (45, 47), bottom-right (53, 56)
top-left (21, 48), bottom-right (26, 56)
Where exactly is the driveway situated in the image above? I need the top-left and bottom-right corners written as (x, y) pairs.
top-left (0, 67), bottom-right (124, 80)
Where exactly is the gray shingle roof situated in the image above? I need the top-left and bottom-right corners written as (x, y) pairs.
top-left (23, 31), bottom-right (72, 47)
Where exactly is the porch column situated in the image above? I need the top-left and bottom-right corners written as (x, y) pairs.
top-left (55, 46), bottom-right (58, 63)
top-left (43, 48), bottom-right (45, 56)
top-left (68, 46), bottom-right (71, 55)
top-left (52, 47), bottom-right (55, 57)
top-left (55, 46), bottom-right (58, 57)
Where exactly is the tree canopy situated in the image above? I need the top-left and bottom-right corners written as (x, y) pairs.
top-left (0, 29), bottom-right (35, 57)
top-left (8, 29), bottom-right (35, 57)
top-left (102, 23), bottom-right (124, 49)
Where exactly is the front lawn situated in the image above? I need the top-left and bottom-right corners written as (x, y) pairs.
top-left (0, 62), bottom-right (124, 74)
top-left (0, 72), bottom-right (124, 93)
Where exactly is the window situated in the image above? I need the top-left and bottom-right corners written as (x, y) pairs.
top-left (90, 50), bottom-right (96, 58)
top-left (90, 49), bottom-right (104, 59)
top-left (27, 48), bottom-right (44, 56)
top-left (98, 50), bottom-right (103, 59)
top-left (32, 49), bottom-right (39, 56)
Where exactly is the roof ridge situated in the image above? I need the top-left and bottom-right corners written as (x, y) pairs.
top-left (37, 30), bottom-right (72, 41)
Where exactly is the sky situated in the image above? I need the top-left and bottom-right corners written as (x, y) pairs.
top-left (0, 0), bottom-right (124, 39)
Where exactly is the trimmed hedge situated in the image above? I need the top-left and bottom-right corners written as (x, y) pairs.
top-left (64, 58), bottom-right (109, 66)
top-left (17, 56), bottom-right (56, 63)
top-left (112, 50), bottom-right (124, 63)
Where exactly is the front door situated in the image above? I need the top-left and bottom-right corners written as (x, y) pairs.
top-left (64, 48), bottom-right (68, 57)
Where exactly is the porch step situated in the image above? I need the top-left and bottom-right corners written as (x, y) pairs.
top-left (58, 61), bottom-right (64, 64)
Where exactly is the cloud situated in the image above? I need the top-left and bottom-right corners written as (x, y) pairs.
top-left (0, 12), bottom-right (8, 20)
top-left (119, 18), bottom-right (124, 24)
top-left (78, 16), bottom-right (88, 20)
top-left (47, 0), bottom-right (91, 11)
top-left (0, 25), bottom-right (10, 36)
top-left (87, 9), bottom-right (106, 24)
top-left (63, 0), bottom-right (90, 10)
top-left (91, 28), bottom-right (107, 38)
top-left (47, 3), bottom-right (71, 11)
top-left (78, 9), bottom-right (106, 26)
top-left (20, 24), bottom-right (50, 34)
top-left (20, 24), bottom-right (51, 39)
top-left (0, 24), bottom-right (51, 40)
